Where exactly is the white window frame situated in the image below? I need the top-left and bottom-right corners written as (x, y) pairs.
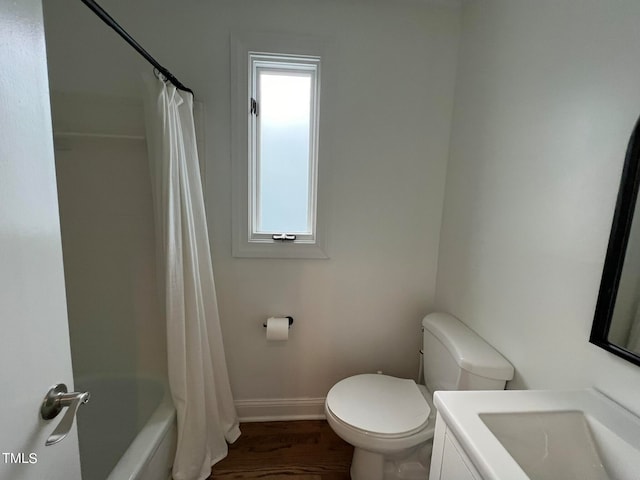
top-left (249, 54), bottom-right (320, 243)
top-left (231, 33), bottom-right (328, 259)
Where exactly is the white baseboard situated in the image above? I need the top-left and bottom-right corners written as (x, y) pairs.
top-left (235, 397), bottom-right (326, 422)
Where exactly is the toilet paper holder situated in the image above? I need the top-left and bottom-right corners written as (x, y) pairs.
top-left (263, 316), bottom-right (294, 328)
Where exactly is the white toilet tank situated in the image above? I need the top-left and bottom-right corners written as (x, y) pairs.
top-left (422, 312), bottom-right (514, 393)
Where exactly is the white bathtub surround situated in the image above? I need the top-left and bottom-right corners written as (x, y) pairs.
top-left (144, 76), bottom-right (240, 480)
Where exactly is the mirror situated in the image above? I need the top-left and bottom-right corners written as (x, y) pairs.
top-left (591, 115), bottom-right (640, 367)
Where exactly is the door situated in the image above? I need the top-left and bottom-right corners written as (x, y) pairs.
top-left (0, 0), bottom-right (82, 479)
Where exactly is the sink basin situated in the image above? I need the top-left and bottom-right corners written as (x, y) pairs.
top-left (480, 410), bottom-right (638, 480)
top-left (433, 389), bottom-right (640, 480)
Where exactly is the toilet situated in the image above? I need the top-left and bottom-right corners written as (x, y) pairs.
top-left (324, 312), bottom-right (514, 480)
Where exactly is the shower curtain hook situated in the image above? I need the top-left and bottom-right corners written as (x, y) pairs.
top-left (153, 67), bottom-right (167, 83)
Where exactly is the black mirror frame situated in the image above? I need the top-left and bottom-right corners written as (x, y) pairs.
top-left (590, 114), bottom-right (640, 368)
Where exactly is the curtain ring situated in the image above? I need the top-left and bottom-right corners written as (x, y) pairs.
top-left (153, 67), bottom-right (168, 83)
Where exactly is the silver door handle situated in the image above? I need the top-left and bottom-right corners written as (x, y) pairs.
top-left (41, 383), bottom-right (90, 446)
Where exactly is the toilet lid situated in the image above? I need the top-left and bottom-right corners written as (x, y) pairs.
top-left (326, 374), bottom-right (430, 436)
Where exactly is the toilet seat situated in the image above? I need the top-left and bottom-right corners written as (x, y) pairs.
top-left (325, 374), bottom-right (431, 438)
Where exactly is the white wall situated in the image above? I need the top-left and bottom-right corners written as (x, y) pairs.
top-left (44, 0), bottom-right (461, 410)
top-left (436, 0), bottom-right (640, 415)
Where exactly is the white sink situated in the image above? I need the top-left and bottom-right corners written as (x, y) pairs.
top-left (433, 389), bottom-right (640, 480)
top-left (480, 410), bottom-right (639, 480)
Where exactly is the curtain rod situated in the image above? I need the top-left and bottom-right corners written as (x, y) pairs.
top-left (80, 0), bottom-right (194, 96)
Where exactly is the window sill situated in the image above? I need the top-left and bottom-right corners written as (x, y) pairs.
top-left (232, 240), bottom-right (328, 259)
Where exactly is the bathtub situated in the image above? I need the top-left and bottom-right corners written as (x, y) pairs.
top-left (75, 375), bottom-right (177, 480)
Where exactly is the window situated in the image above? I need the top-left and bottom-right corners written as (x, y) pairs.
top-left (250, 53), bottom-right (319, 242)
top-left (231, 34), bottom-right (327, 258)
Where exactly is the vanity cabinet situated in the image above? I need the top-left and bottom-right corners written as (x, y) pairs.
top-left (429, 412), bottom-right (482, 480)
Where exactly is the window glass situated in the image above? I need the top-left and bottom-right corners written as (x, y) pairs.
top-left (257, 70), bottom-right (312, 234)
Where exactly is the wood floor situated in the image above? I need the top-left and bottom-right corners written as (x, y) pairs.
top-left (209, 420), bottom-right (353, 479)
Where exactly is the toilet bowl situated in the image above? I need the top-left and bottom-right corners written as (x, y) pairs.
top-left (325, 374), bottom-right (436, 480)
top-left (325, 312), bottom-right (514, 480)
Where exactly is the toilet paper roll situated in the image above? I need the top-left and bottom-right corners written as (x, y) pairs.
top-left (266, 317), bottom-right (290, 341)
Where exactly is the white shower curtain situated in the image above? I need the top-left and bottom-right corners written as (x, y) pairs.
top-left (143, 76), bottom-right (240, 480)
